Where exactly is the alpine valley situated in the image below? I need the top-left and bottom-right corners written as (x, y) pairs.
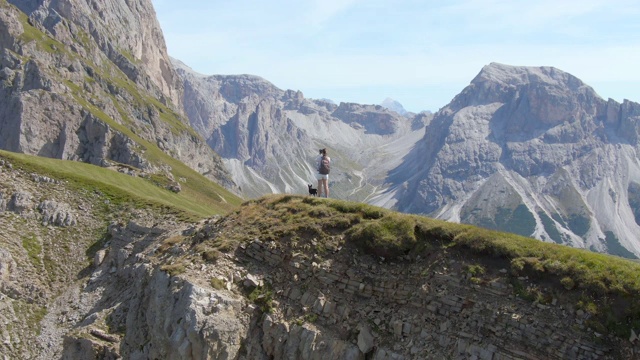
top-left (1, 0), bottom-right (640, 359)
top-left (176, 60), bottom-right (640, 260)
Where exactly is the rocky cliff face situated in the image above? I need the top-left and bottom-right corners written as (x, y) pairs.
top-left (8, 0), bottom-right (183, 109)
top-left (174, 59), bottom-right (428, 200)
top-left (0, 0), bottom-right (235, 189)
top-left (379, 63), bottom-right (640, 258)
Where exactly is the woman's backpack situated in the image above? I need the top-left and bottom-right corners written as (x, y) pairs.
top-left (318, 156), bottom-right (330, 175)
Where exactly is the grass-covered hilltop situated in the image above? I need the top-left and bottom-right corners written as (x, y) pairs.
top-left (214, 195), bottom-right (640, 332)
top-left (2, 149), bottom-right (640, 358)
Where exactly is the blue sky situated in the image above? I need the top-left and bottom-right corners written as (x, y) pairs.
top-left (152, 0), bottom-right (640, 113)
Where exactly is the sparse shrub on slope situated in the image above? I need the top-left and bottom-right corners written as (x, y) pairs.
top-left (345, 214), bottom-right (416, 258)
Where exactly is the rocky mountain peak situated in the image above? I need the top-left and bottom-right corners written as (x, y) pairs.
top-left (380, 97), bottom-right (408, 115)
top-left (473, 62), bottom-right (583, 88)
top-left (332, 102), bottom-right (403, 135)
top-left (447, 63), bottom-right (602, 131)
top-left (211, 74), bottom-right (284, 102)
top-left (385, 63), bottom-right (640, 258)
top-left (172, 59), bottom-right (284, 103)
top-left (171, 57), bottom-right (206, 78)
top-left (451, 63), bottom-right (597, 115)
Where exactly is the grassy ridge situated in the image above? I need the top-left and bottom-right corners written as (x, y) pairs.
top-left (0, 150), bottom-right (240, 219)
top-left (209, 195), bottom-right (640, 338)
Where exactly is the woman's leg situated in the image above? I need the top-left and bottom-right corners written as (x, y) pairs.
top-left (317, 179), bottom-right (324, 197)
top-left (322, 179), bottom-right (329, 198)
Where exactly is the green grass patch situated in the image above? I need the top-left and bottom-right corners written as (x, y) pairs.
top-left (303, 313), bottom-right (318, 323)
top-left (22, 234), bottom-right (42, 268)
top-left (12, 300), bottom-right (48, 336)
top-left (246, 284), bottom-right (273, 313)
top-left (65, 83), bottom-right (240, 214)
top-left (345, 213), bottom-right (416, 258)
top-left (15, 7), bottom-right (66, 55)
top-left (201, 247), bottom-right (221, 263)
top-left (465, 264), bottom-right (486, 276)
top-left (1, 150), bottom-right (238, 220)
top-left (210, 277), bottom-right (226, 290)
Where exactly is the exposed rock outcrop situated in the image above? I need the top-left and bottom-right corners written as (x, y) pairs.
top-left (38, 200), bottom-right (76, 226)
top-left (332, 102), bottom-right (402, 135)
top-left (237, 237), bottom-right (629, 359)
top-left (57, 203), bottom-right (638, 360)
top-left (8, 190), bottom-right (33, 215)
top-left (0, 157), bottom-right (106, 359)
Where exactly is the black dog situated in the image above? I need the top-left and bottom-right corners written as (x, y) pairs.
top-left (308, 184), bottom-right (318, 196)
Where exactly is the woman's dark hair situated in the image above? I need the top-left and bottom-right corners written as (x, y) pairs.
top-left (320, 148), bottom-right (327, 155)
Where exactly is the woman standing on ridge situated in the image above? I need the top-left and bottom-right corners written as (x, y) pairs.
top-left (316, 148), bottom-right (331, 198)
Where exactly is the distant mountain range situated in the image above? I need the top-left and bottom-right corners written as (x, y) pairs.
top-left (1, 0), bottom-right (639, 259)
top-left (174, 59), bottom-right (430, 200)
top-left (175, 61), bottom-right (640, 259)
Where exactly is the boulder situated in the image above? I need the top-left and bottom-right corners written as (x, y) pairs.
top-left (8, 191), bottom-right (33, 214)
top-left (357, 324), bottom-right (375, 354)
top-left (38, 200), bottom-right (77, 227)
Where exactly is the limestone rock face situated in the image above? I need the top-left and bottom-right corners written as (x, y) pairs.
top-left (8, 0), bottom-right (182, 109)
top-left (0, 0), bottom-right (236, 190)
top-left (384, 63), bottom-right (640, 258)
top-left (0, 191), bottom-right (5, 212)
top-left (257, 315), bottom-right (362, 359)
top-left (174, 59), bottom-right (427, 200)
top-left (0, 248), bottom-right (16, 283)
